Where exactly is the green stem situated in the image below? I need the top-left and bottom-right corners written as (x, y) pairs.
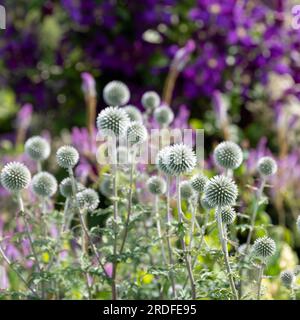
top-left (257, 262), bottom-right (265, 300)
top-left (154, 195), bottom-right (167, 265)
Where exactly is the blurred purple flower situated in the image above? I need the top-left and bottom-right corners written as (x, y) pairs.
top-left (81, 72), bottom-right (96, 98)
top-left (16, 103), bottom-right (33, 130)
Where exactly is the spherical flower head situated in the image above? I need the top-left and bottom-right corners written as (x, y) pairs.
top-left (156, 146), bottom-right (173, 176)
top-left (59, 177), bottom-right (84, 198)
top-left (56, 146), bottom-right (79, 169)
top-left (141, 91), bottom-right (160, 110)
top-left (77, 188), bottom-right (99, 211)
top-left (1, 162), bottom-right (31, 192)
top-left (253, 236), bottom-right (276, 259)
top-left (147, 176), bottom-right (167, 195)
top-left (167, 144), bottom-right (196, 176)
top-left (126, 122), bottom-right (148, 145)
top-left (201, 196), bottom-right (216, 210)
top-left (103, 80), bottom-right (130, 106)
top-left (216, 206), bottom-right (236, 225)
top-left (32, 172), bottom-right (57, 198)
top-left (97, 107), bottom-right (130, 137)
top-left (297, 215), bottom-right (300, 232)
top-left (123, 105), bottom-right (143, 123)
top-left (99, 177), bottom-right (113, 198)
top-left (213, 141), bottom-right (243, 170)
top-left (25, 136), bottom-right (50, 161)
top-left (280, 270), bottom-right (295, 288)
top-left (154, 106), bottom-right (174, 126)
top-left (180, 181), bottom-right (195, 199)
top-left (257, 157), bottom-right (277, 177)
top-left (204, 175), bottom-right (238, 208)
top-left (191, 173), bottom-right (208, 193)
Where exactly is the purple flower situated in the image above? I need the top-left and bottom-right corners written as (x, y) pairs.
top-left (16, 103), bottom-right (33, 130)
top-left (81, 72), bottom-right (96, 98)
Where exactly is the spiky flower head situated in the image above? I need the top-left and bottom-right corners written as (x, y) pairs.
top-left (123, 105), bottom-right (143, 123)
top-left (99, 177), bottom-right (113, 198)
top-left (204, 175), bottom-right (238, 208)
top-left (103, 80), bottom-right (130, 106)
top-left (147, 176), bottom-right (167, 195)
top-left (156, 146), bottom-right (173, 176)
top-left (280, 270), bottom-right (295, 288)
top-left (180, 181), bottom-right (195, 199)
top-left (96, 107), bottom-right (130, 137)
top-left (77, 188), bottom-right (99, 211)
top-left (32, 172), bottom-right (57, 198)
top-left (126, 122), bottom-right (148, 145)
top-left (154, 106), bottom-right (174, 126)
top-left (297, 215), bottom-right (300, 232)
top-left (213, 141), bottom-right (243, 170)
top-left (191, 173), bottom-right (208, 193)
top-left (56, 146), bottom-right (79, 169)
top-left (59, 177), bottom-right (84, 198)
top-left (257, 157), bottom-right (277, 177)
top-left (216, 206), bottom-right (236, 224)
top-left (141, 91), bottom-right (160, 110)
top-left (1, 162), bottom-right (31, 192)
top-left (253, 236), bottom-right (276, 258)
top-left (201, 196), bottom-right (216, 210)
top-left (166, 144), bottom-right (196, 176)
top-left (25, 136), bottom-right (50, 161)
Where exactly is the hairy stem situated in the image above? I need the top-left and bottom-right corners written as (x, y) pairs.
top-left (154, 195), bottom-right (167, 265)
top-left (257, 262), bottom-right (265, 300)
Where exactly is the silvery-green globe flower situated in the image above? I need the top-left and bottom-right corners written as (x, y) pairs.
top-left (154, 106), bottom-right (174, 127)
top-left (191, 173), bottom-right (208, 193)
top-left (167, 144), bottom-right (196, 176)
top-left (213, 141), bottom-right (243, 170)
top-left (99, 177), bottom-right (113, 198)
top-left (141, 91), bottom-right (160, 110)
top-left (180, 181), bottom-right (195, 199)
top-left (297, 215), bottom-right (300, 232)
top-left (280, 270), bottom-right (295, 288)
top-left (253, 236), bottom-right (276, 258)
top-left (25, 136), bottom-right (50, 161)
top-left (123, 105), bottom-right (143, 123)
top-left (201, 196), bottom-right (216, 210)
top-left (117, 146), bottom-right (131, 165)
top-left (56, 146), bottom-right (79, 169)
top-left (103, 80), bottom-right (130, 106)
top-left (204, 175), bottom-right (238, 208)
top-left (97, 107), bottom-right (130, 137)
top-left (156, 146), bottom-right (173, 176)
top-left (59, 177), bottom-right (84, 198)
top-left (257, 157), bottom-right (277, 177)
top-left (32, 172), bottom-right (57, 198)
top-left (147, 176), bottom-right (167, 195)
top-left (126, 122), bottom-right (148, 145)
top-left (1, 162), bottom-right (31, 192)
top-left (77, 188), bottom-right (99, 211)
top-left (216, 206), bottom-right (236, 225)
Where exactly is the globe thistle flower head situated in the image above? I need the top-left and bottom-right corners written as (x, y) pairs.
top-left (56, 146), bottom-right (79, 169)
top-left (280, 270), bottom-right (295, 288)
top-left (96, 107), bottom-right (130, 137)
top-left (167, 144), bottom-right (196, 176)
top-left (77, 188), bottom-right (99, 211)
top-left (126, 122), bottom-right (148, 145)
top-left (103, 80), bottom-right (130, 106)
top-left (297, 215), bottom-right (300, 232)
top-left (204, 175), bottom-right (238, 208)
top-left (216, 206), bottom-right (236, 224)
top-left (123, 105), bottom-right (143, 123)
top-left (59, 177), bottom-right (84, 198)
top-left (32, 172), bottom-right (57, 198)
top-left (201, 196), bottom-right (216, 210)
top-left (257, 157), bottom-right (277, 177)
top-left (213, 141), bottom-right (243, 170)
top-left (253, 236), bottom-right (276, 259)
top-left (147, 176), bottom-right (167, 195)
top-left (25, 136), bottom-right (50, 161)
top-left (141, 91), bottom-right (160, 110)
top-left (191, 173), bottom-right (208, 193)
top-left (180, 181), bottom-right (195, 199)
top-left (154, 106), bottom-right (174, 127)
top-left (156, 146), bottom-right (173, 176)
top-left (100, 177), bottom-right (113, 198)
top-left (1, 162), bottom-right (31, 192)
